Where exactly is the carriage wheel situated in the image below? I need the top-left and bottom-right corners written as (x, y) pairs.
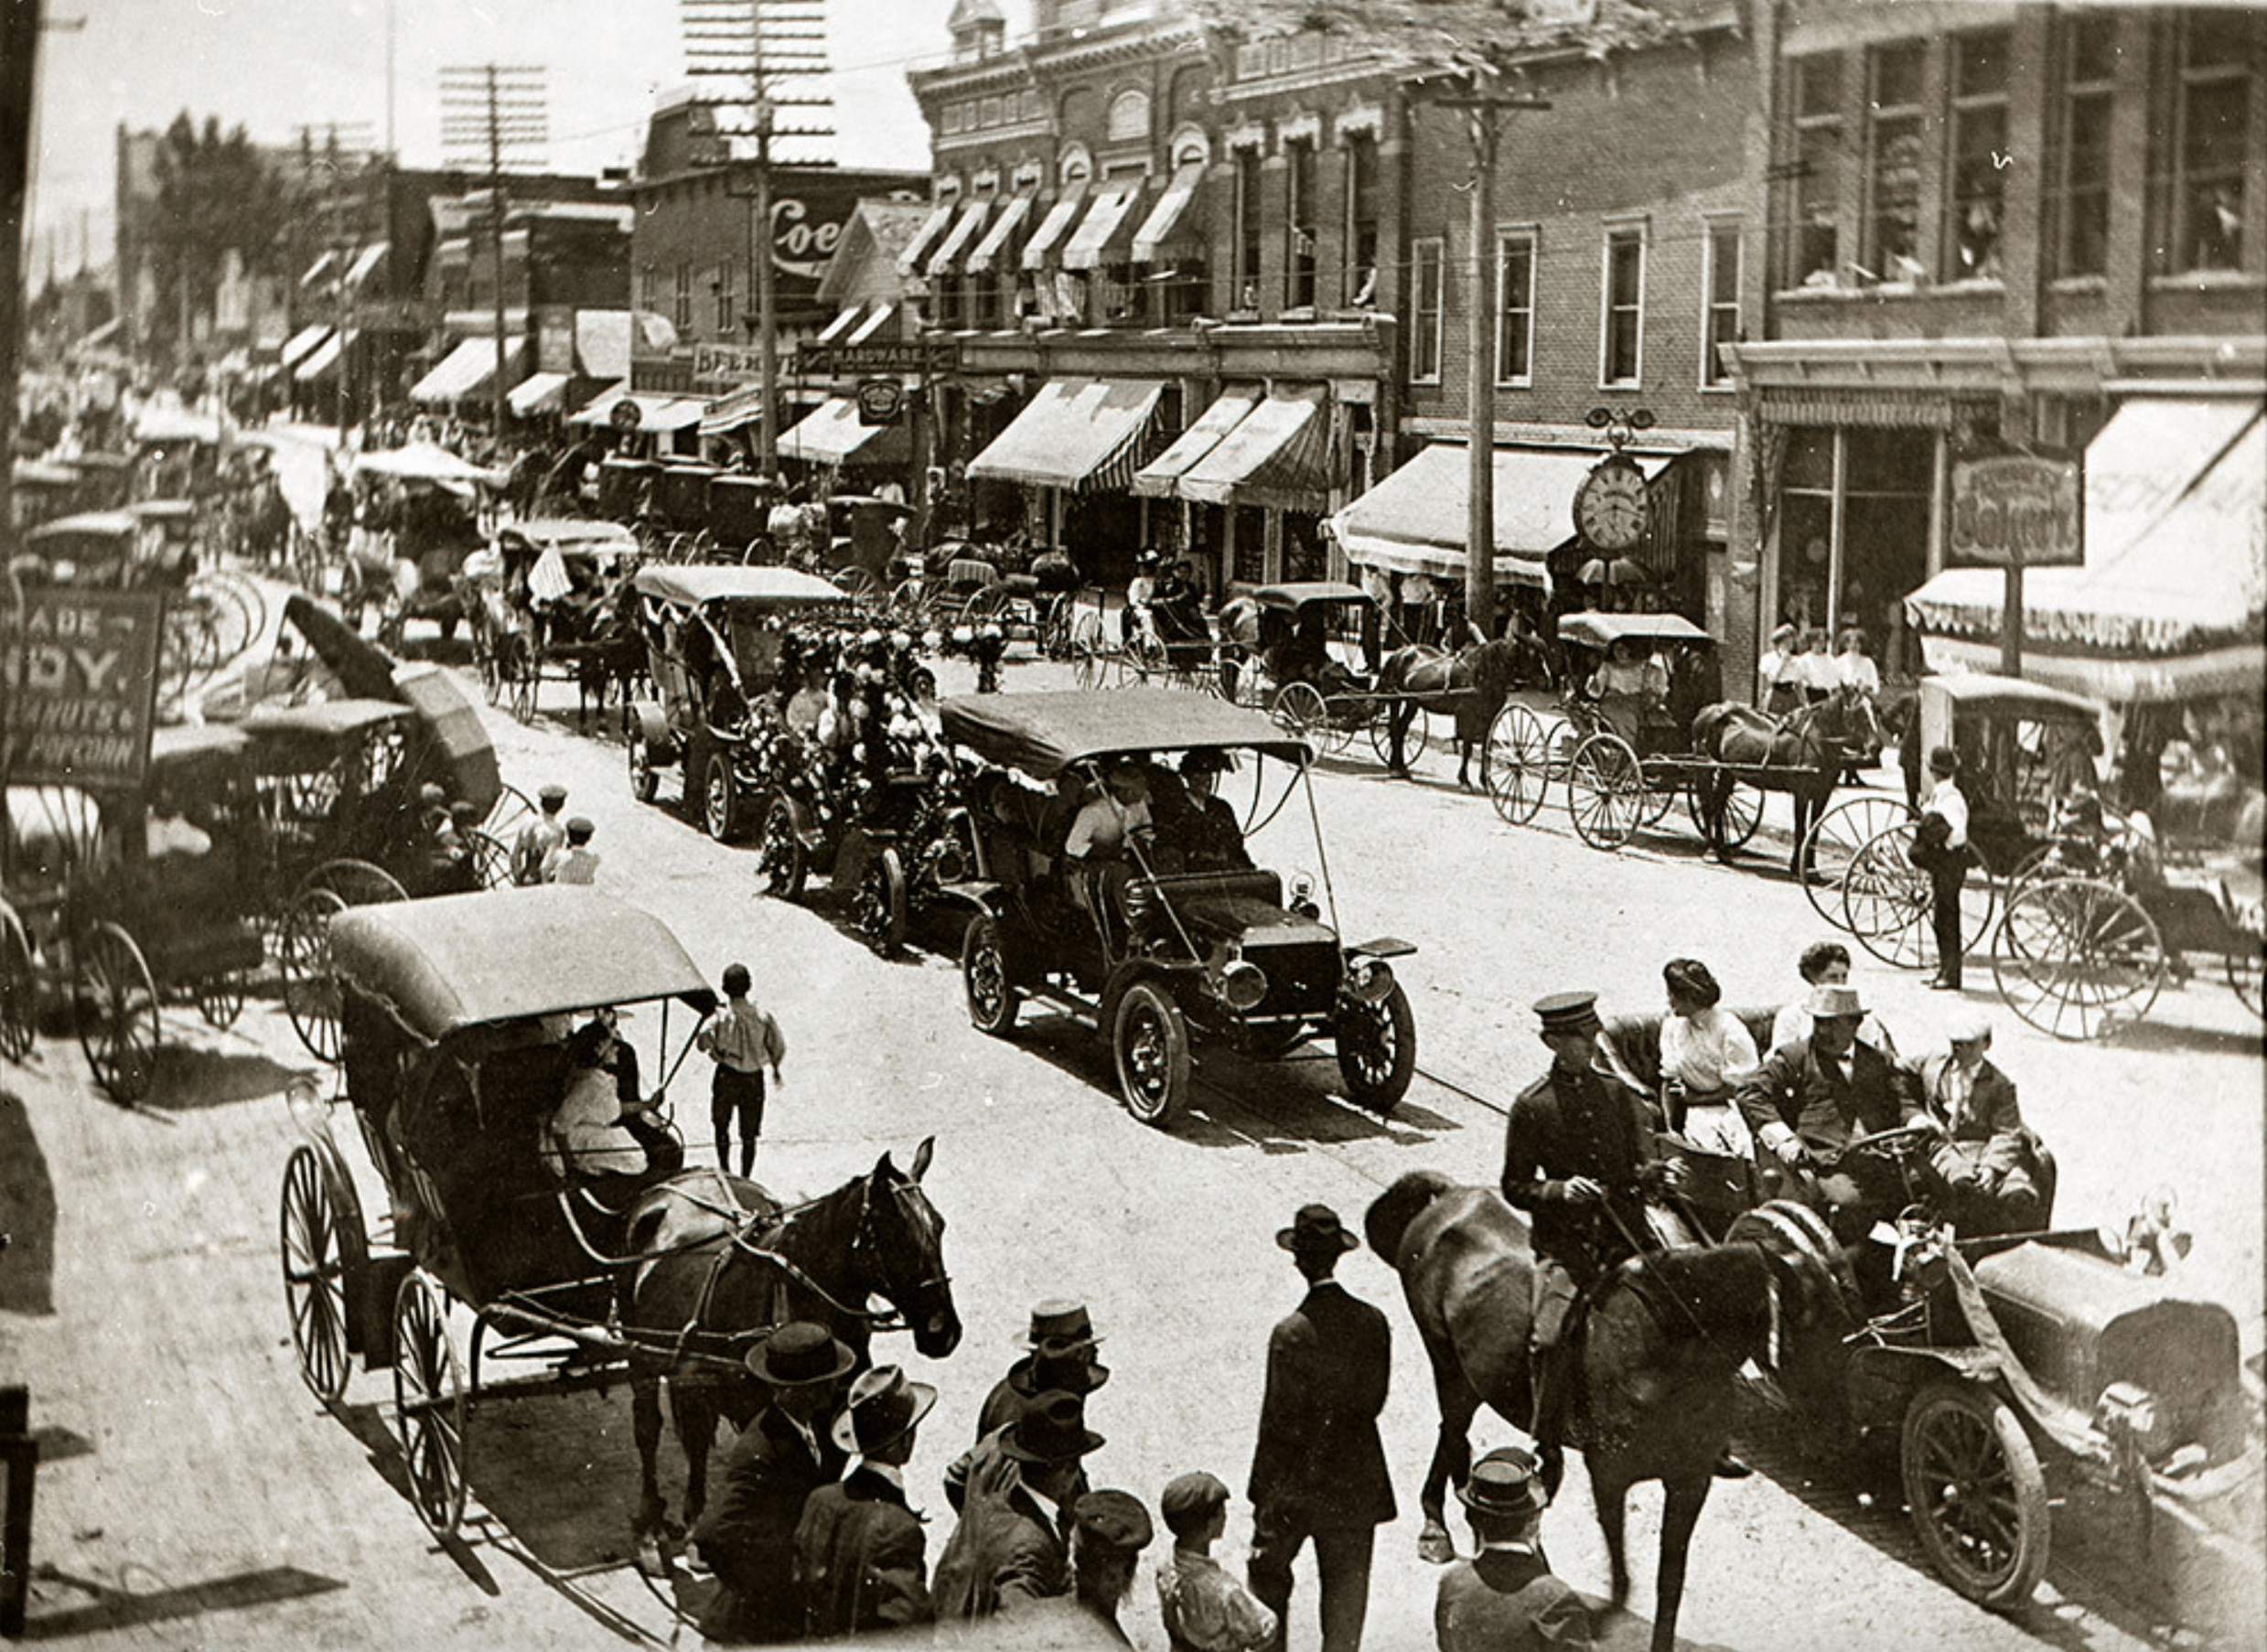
top-left (854, 847), bottom-right (910, 959)
top-left (281, 1144), bottom-right (353, 1403)
top-left (0, 909), bottom-right (37, 1062)
top-left (1800, 794), bottom-right (1913, 930)
top-left (75, 923), bottom-right (160, 1103)
top-left (476, 637), bottom-right (504, 705)
top-left (887, 578), bottom-right (925, 617)
top-left (962, 915), bottom-right (1021, 1036)
top-left (1992, 877), bottom-right (2165, 1042)
top-left (506, 652), bottom-right (537, 724)
top-left (1270, 682), bottom-right (1329, 747)
top-left (1483, 703), bottom-right (1553, 826)
top-left (281, 889), bottom-right (350, 1063)
top-left (1684, 778), bottom-right (1765, 851)
top-left (300, 860), bottom-right (413, 909)
top-left (392, 1273), bottom-right (469, 1535)
top-left (831, 566), bottom-right (880, 599)
top-left (466, 830), bottom-right (513, 892)
top-left (1367, 705), bottom-right (1429, 770)
top-left (627, 725), bottom-right (661, 805)
top-left (483, 783), bottom-right (537, 847)
top-left (1072, 636), bottom-right (1107, 692)
top-left (2227, 943), bottom-right (2265, 1020)
top-left (755, 794), bottom-right (809, 900)
top-left (192, 971), bottom-right (248, 1030)
top-left (1337, 981), bottom-right (1416, 1112)
top-left (1113, 981), bottom-right (1190, 1128)
top-left (1566, 734), bottom-right (1648, 851)
top-left (1900, 1382), bottom-right (2050, 1609)
top-left (1843, 824), bottom-right (1999, 971)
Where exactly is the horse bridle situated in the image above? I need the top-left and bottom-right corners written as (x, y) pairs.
top-left (720, 1169), bottom-right (951, 1335)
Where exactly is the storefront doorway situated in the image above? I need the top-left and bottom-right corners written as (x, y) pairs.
top-left (1776, 426), bottom-right (1938, 662)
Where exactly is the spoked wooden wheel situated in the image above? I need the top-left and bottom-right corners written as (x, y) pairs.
top-left (853, 847), bottom-right (910, 958)
top-left (1368, 705), bottom-right (1428, 770)
top-left (1271, 682), bottom-right (1328, 747)
top-left (282, 889), bottom-right (350, 1062)
top-left (392, 1273), bottom-right (468, 1535)
top-left (1073, 637), bottom-right (1107, 691)
top-left (76, 922), bottom-right (160, 1103)
top-left (962, 914), bottom-right (1020, 1036)
top-left (1337, 981), bottom-right (1416, 1112)
top-left (483, 782), bottom-right (537, 847)
top-left (0, 909), bottom-right (37, 1061)
top-left (1685, 777), bottom-right (1764, 850)
top-left (506, 652), bottom-right (537, 724)
top-left (1900, 1382), bottom-right (2050, 1608)
top-left (1566, 734), bottom-right (1649, 850)
top-left (466, 830), bottom-right (513, 892)
top-left (2227, 942), bottom-right (2265, 1019)
top-left (1800, 794), bottom-right (1911, 929)
top-left (756, 794), bottom-right (809, 900)
top-left (1843, 824), bottom-right (1997, 970)
top-left (1992, 876), bottom-right (2165, 1042)
top-left (281, 1144), bottom-right (353, 1403)
top-left (192, 971), bottom-right (248, 1030)
top-left (1484, 703), bottom-right (1553, 826)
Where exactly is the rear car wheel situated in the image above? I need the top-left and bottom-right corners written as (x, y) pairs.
top-left (1112, 981), bottom-right (1190, 1127)
top-left (756, 794), bottom-right (809, 900)
top-left (628, 722), bottom-right (661, 803)
top-left (855, 848), bottom-right (910, 958)
top-left (702, 748), bottom-right (742, 842)
top-left (1337, 981), bottom-right (1416, 1111)
top-left (962, 915), bottom-right (1021, 1036)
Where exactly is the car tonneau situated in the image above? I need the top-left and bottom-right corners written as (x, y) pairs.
top-left (1920, 672), bottom-right (2102, 723)
top-left (1557, 611), bottom-right (1714, 649)
top-left (1254, 581), bottom-right (1369, 611)
top-left (941, 687), bottom-right (1309, 778)
top-left (329, 887), bottom-right (717, 1041)
top-left (632, 563), bottom-right (852, 608)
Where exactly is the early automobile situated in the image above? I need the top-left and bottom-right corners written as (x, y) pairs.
top-left (940, 687), bottom-right (1416, 1126)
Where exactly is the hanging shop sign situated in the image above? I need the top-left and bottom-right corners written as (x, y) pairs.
top-left (856, 378), bottom-right (906, 426)
top-left (1, 585), bottom-right (167, 791)
top-left (1949, 455), bottom-right (2083, 568)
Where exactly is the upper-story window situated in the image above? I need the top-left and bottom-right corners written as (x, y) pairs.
top-left (1233, 146), bottom-right (1262, 308)
top-left (713, 259), bottom-right (736, 333)
top-left (1944, 31), bottom-right (2009, 281)
top-left (2046, 11), bottom-right (2118, 280)
top-left (673, 263), bottom-right (693, 332)
top-left (1702, 220), bottom-right (1741, 387)
top-left (1789, 54), bottom-right (1843, 287)
top-left (1107, 89), bottom-right (1151, 145)
top-left (1496, 230), bottom-right (1535, 387)
top-left (1410, 236), bottom-right (1445, 383)
top-left (1343, 131), bottom-right (1379, 305)
top-left (1865, 41), bottom-right (1927, 280)
top-left (1600, 225), bottom-right (1645, 386)
top-left (1284, 136), bottom-right (1318, 308)
top-left (2155, 9), bottom-right (2262, 274)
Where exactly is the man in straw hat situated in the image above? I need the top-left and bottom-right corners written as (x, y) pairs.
top-left (1247, 1205), bottom-right (1392, 1652)
top-left (1736, 982), bottom-right (1924, 1248)
top-left (934, 1391), bottom-right (1106, 1619)
top-left (1500, 992), bottom-right (1689, 1465)
top-left (1913, 1007), bottom-right (2048, 1236)
top-left (693, 1321), bottom-right (856, 1644)
top-left (945, 1301), bottom-right (1110, 1518)
top-left (794, 1364), bottom-right (938, 1636)
top-left (1434, 1447), bottom-right (1591, 1652)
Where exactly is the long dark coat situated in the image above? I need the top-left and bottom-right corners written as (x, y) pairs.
top-left (794, 1465), bottom-right (931, 1636)
top-left (1247, 1280), bottom-right (1395, 1529)
top-left (693, 1408), bottom-right (845, 1644)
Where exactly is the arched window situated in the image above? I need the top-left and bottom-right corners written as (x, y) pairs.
top-left (1106, 88), bottom-right (1151, 145)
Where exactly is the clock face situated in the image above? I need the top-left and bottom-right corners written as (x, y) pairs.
top-left (1576, 457), bottom-right (1650, 551)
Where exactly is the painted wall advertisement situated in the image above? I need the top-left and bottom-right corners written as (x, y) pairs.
top-left (1, 586), bottom-right (167, 792)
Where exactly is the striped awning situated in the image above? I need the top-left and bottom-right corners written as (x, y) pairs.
top-left (1132, 162), bottom-right (1206, 263)
top-left (1061, 182), bottom-right (1144, 273)
top-left (777, 397), bottom-right (889, 466)
top-left (279, 324), bottom-right (333, 370)
top-left (700, 384), bottom-right (768, 438)
top-left (927, 201), bottom-right (991, 277)
top-left (294, 331), bottom-right (349, 383)
top-left (965, 192), bottom-right (1035, 274)
top-left (507, 371), bottom-right (571, 417)
top-left (1178, 385), bottom-right (1336, 510)
top-left (965, 377), bottom-right (1165, 493)
top-left (1021, 188), bottom-right (1087, 272)
top-left (897, 204), bottom-right (956, 276)
top-left (411, 337), bottom-right (527, 406)
top-left (568, 383), bottom-right (709, 432)
top-left (1132, 386), bottom-right (1260, 499)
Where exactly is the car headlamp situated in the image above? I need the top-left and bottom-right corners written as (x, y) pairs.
top-left (1348, 958), bottom-right (1395, 1004)
top-left (1220, 959), bottom-right (1269, 1012)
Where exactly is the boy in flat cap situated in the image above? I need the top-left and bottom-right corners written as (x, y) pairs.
top-left (543, 815), bottom-right (599, 885)
top-left (1156, 1471), bottom-right (1277, 1652)
top-left (1434, 1447), bottom-right (1591, 1652)
top-left (1070, 1489), bottom-right (1153, 1643)
top-left (1247, 1205), bottom-right (1392, 1652)
top-left (513, 782), bottom-right (568, 885)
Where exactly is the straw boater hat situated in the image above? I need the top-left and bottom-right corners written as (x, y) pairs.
top-left (743, 1321), bottom-right (856, 1387)
top-left (1016, 1299), bottom-right (1104, 1355)
top-left (1458, 1446), bottom-right (1551, 1518)
top-left (1808, 984), bottom-right (1865, 1020)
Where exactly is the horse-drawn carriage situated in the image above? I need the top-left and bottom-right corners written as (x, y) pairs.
top-left (458, 516), bottom-right (644, 723)
top-left (940, 688), bottom-right (1417, 1126)
top-left (277, 886), bottom-right (962, 1539)
top-left (338, 445), bottom-right (503, 647)
top-left (2, 725), bottom-right (272, 1101)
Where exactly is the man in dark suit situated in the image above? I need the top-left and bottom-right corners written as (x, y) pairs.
top-left (693, 1322), bottom-right (855, 1644)
top-left (1434, 1447), bottom-right (1592, 1652)
top-left (1914, 1009), bottom-right (2046, 1235)
top-left (795, 1364), bottom-right (937, 1636)
top-left (933, 1391), bottom-right (1103, 1620)
top-left (1735, 983), bottom-right (1926, 1246)
top-left (1247, 1204), bottom-right (1393, 1652)
top-left (976, 1299), bottom-right (1112, 1441)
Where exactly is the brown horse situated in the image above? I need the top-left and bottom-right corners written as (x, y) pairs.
top-left (1377, 637), bottom-right (1543, 788)
top-left (617, 1140), bottom-right (961, 1545)
top-left (1365, 1172), bottom-right (1843, 1652)
top-left (1691, 686), bottom-right (1881, 873)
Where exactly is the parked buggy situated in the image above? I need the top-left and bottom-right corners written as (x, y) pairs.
top-left (458, 517), bottom-right (643, 723)
top-left (339, 445), bottom-right (503, 647)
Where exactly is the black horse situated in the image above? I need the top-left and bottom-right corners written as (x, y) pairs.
top-left (1365, 1172), bottom-right (1844, 1652)
top-left (618, 1140), bottom-right (961, 1548)
top-left (1377, 637), bottom-right (1540, 788)
top-left (1691, 686), bottom-right (1882, 873)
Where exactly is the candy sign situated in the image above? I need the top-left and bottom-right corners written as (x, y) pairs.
top-left (1, 586), bottom-right (167, 791)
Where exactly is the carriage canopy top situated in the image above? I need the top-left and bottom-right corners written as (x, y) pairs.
top-left (149, 723), bottom-right (253, 779)
top-left (941, 687), bottom-right (1309, 779)
top-left (1254, 582), bottom-right (1371, 613)
top-left (498, 518), bottom-right (641, 563)
top-left (23, 510), bottom-right (137, 545)
top-left (1918, 673), bottom-right (2104, 726)
top-left (240, 699), bottom-right (415, 771)
top-left (1557, 611), bottom-right (1714, 650)
top-left (329, 887), bottom-right (717, 1043)
top-left (631, 563), bottom-right (853, 609)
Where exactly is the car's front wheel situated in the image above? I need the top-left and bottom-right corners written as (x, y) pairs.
top-left (1337, 981), bottom-right (1415, 1111)
top-left (1113, 980), bottom-right (1190, 1127)
top-left (962, 915), bottom-right (1020, 1036)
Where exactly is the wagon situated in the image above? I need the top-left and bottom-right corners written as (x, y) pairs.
top-left (2, 725), bottom-right (272, 1102)
top-left (940, 687), bottom-right (1417, 1126)
top-left (1215, 583), bottom-right (1385, 746)
top-left (338, 445), bottom-right (502, 646)
top-left (459, 517), bottom-right (643, 723)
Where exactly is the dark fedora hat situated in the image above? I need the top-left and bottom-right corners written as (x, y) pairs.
top-left (744, 1321), bottom-right (857, 1388)
top-left (830, 1363), bottom-right (938, 1456)
top-left (1003, 1390), bottom-right (1105, 1464)
top-left (1276, 1204), bottom-right (1359, 1255)
top-left (1458, 1446), bottom-right (1550, 1518)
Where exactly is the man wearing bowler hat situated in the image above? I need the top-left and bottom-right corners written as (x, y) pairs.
top-left (794, 1364), bottom-right (938, 1636)
top-left (934, 1390), bottom-right (1105, 1619)
top-left (1501, 992), bottom-right (1688, 1466)
top-left (1247, 1205), bottom-right (1392, 1652)
top-left (694, 1321), bottom-right (855, 1644)
top-left (979, 1300), bottom-right (1112, 1440)
top-left (1434, 1447), bottom-right (1591, 1652)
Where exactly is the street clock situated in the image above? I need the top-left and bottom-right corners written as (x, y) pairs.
top-left (1574, 453), bottom-right (1651, 552)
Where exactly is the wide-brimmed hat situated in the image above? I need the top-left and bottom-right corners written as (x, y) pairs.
top-left (1017, 1299), bottom-right (1104, 1356)
top-left (744, 1321), bottom-right (857, 1387)
top-left (1808, 984), bottom-right (1865, 1020)
top-left (1277, 1204), bottom-right (1359, 1255)
top-left (1002, 1390), bottom-right (1105, 1463)
top-left (830, 1364), bottom-right (937, 1455)
top-left (1013, 1347), bottom-right (1111, 1395)
top-left (1533, 991), bottom-right (1602, 1038)
top-left (1458, 1447), bottom-right (1550, 1518)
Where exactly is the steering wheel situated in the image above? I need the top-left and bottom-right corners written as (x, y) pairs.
top-left (1841, 1121), bottom-right (1939, 1159)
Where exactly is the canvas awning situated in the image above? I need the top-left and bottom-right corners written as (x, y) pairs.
top-left (1021, 188), bottom-right (1087, 272)
top-left (816, 304), bottom-right (865, 344)
top-left (927, 201), bottom-right (991, 277)
top-left (965, 192), bottom-right (1035, 274)
top-left (965, 378), bottom-right (1165, 492)
top-left (1132, 162), bottom-right (1206, 263)
top-left (300, 250), bottom-right (338, 290)
top-left (1907, 399), bottom-right (2266, 704)
top-left (343, 242), bottom-right (390, 290)
top-left (507, 371), bottom-right (571, 417)
top-left (293, 330), bottom-right (349, 383)
top-left (897, 203), bottom-right (956, 276)
top-left (846, 302), bottom-right (896, 344)
top-left (568, 383), bottom-right (708, 432)
top-left (279, 324), bottom-right (332, 370)
top-left (411, 336), bottom-right (527, 406)
top-left (1132, 386), bottom-right (1261, 499)
top-left (1178, 385), bottom-right (1335, 510)
top-left (1061, 182), bottom-right (1144, 272)
top-left (777, 396), bottom-right (896, 466)
top-left (700, 384), bottom-right (768, 437)
top-left (1331, 443), bottom-right (1675, 590)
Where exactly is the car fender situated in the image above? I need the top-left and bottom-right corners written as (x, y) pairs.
top-left (1845, 1342), bottom-right (2009, 1432)
top-left (935, 878), bottom-right (1007, 918)
top-left (628, 701), bottom-right (678, 762)
top-left (1099, 957), bottom-right (1207, 1035)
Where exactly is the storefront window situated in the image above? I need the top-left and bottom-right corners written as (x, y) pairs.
top-left (1773, 427), bottom-right (1938, 662)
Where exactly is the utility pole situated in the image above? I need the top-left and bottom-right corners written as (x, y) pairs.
top-left (1, 0), bottom-right (47, 542)
top-left (292, 122), bottom-right (372, 429)
top-left (442, 64), bottom-right (546, 432)
top-left (1430, 81), bottom-right (1547, 641)
top-left (684, 0), bottom-right (833, 477)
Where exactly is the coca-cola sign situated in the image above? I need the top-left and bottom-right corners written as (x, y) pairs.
top-left (1949, 455), bottom-right (2083, 569)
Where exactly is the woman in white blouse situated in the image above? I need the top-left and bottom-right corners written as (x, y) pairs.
top-left (1658, 958), bottom-right (1758, 1155)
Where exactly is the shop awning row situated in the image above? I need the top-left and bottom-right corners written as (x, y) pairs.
top-left (1132, 162), bottom-right (1205, 263)
top-left (1062, 181), bottom-right (1144, 272)
top-left (1132, 384), bottom-right (1336, 511)
top-left (567, 382), bottom-right (709, 433)
top-left (411, 336), bottom-right (528, 406)
top-left (1021, 188), bottom-right (1085, 272)
top-left (966, 377), bottom-right (1165, 493)
top-left (508, 371), bottom-right (571, 417)
top-left (1133, 388), bottom-right (1259, 499)
top-left (928, 201), bottom-right (990, 277)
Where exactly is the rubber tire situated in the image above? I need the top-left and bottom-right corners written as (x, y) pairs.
top-left (1337, 980), bottom-right (1416, 1112)
top-left (962, 915), bottom-right (1021, 1036)
top-left (857, 847), bottom-right (910, 958)
top-left (702, 747), bottom-right (742, 843)
top-left (1900, 1381), bottom-right (2050, 1610)
top-left (757, 794), bottom-right (809, 900)
top-left (629, 724), bottom-right (661, 804)
top-left (282, 888), bottom-right (350, 1064)
top-left (1112, 980), bottom-right (1190, 1128)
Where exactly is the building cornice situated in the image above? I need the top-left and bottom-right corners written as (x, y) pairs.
top-left (1726, 335), bottom-right (2267, 397)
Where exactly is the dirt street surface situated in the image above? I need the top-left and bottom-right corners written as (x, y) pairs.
top-left (5, 643), bottom-right (2260, 1652)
